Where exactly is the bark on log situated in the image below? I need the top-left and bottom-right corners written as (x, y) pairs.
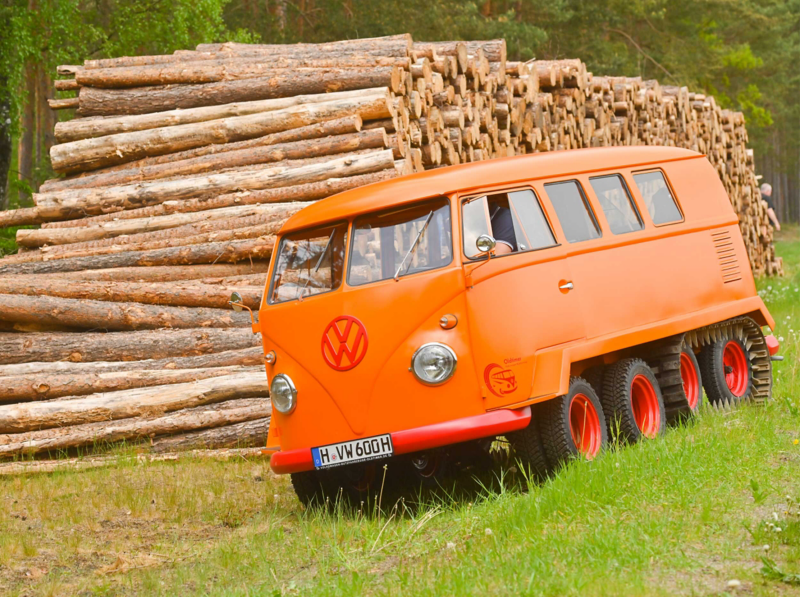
top-left (0, 327), bottom-right (260, 364)
top-left (37, 150), bottom-right (394, 220)
top-left (0, 293), bottom-right (252, 331)
top-left (42, 129), bottom-right (387, 191)
top-left (44, 263), bottom-right (268, 282)
top-left (48, 97), bottom-right (79, 110)
top-left (76, 68), bottom-right (403, 117)
top-left (54, 91), bottom-right (369, 144)
top-left (77, 61), bottom-right (409, 88)
top-left (151, 417), bottom-right (269, 452)
top-left (51, 93), bottom-right (392, 173)
top-left (0, 371), bottom-right (269, 433)
top-left (0, 365), bottom-right (261, 403)
top-left (41, 170), bottom-right (393, 230)
top-left (0, 277), bottom-right (263, 310)
top-left (47, 116), bottom-right (363, 188)
top-left (0, 236), bottom-right (274, 276)
top-left (0, 347), bottom-right (263, 377)
top-left (0, 398), bottom-right (270, 457)
top-left (19, 202), bottom-right (302, 247)
top-left (196, 35), bottom-right (411, 55)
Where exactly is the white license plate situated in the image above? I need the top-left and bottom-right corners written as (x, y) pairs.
top-left (312, 434), bottom-right (393, 469)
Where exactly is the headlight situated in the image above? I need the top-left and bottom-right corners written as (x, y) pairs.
top-left (411, 343), bottom-right (457, 385)
top-left (270, 374), bottom-right (297, 414)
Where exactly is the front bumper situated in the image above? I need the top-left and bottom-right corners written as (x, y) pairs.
top-left (269, 406), bottom-right (532, 474)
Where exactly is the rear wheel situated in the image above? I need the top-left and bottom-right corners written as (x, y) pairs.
top-left (539, 377), bottom-right (607, 469)
top-left (699, 335), bottom-right (753, 407)
top-left (679, 346), bottom-right (703, 414)
top-left (602, 358), bottom-right (666, 443)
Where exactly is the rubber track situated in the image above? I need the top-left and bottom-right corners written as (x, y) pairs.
top-left (685, 316), bottom-right (772, 407)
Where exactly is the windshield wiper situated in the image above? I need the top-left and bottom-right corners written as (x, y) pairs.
top-left (394, 211), bottom-right (434, 281)
top-left (298, 229), bottom-right (335, 300)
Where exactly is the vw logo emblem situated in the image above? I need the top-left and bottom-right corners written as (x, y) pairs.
top-left (321, 315), bottom-right (369, 371)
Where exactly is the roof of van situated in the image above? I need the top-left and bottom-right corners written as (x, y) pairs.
top-left (281, 146), bottom-right (703, 232)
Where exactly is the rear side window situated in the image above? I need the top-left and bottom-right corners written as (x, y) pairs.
top-left (544, 181), bottom-right (601, 243)
top-left (507, 190), bottom-right (556, 250)
top-left (589, 175), bottom-right (643, 235)
top-left (632, 170), bottom-right (683, 225)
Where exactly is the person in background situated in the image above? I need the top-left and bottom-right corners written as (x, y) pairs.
top-left (760, 183), bottom-right (781, 232)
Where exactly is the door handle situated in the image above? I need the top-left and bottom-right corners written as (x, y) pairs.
top-left (559, 281), bottom-right (574, 291)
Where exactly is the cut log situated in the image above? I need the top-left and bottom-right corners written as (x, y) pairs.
top-left (0, 236), bottom-right (275, 276)
top-left (0, 371), bottom-right (270, 433)
top-left (0, 277), bottom-right (263, 309)
top-left (40, 170), bottom-right (394, 230)
top-left (0, 293), bottom-right (253, 331)
top-left (48, 97), bottom-right (79, 110)
top-left (196, 34), bottom-right (411, 55)
top-left (43, 263), bottom-right (268, 282)
top-left (151, 417), bottom-right (269, 452)
top-left (76, 68), bottom-right (403, 117)
top-left (42, 129), bottom-right (388, 191)
top-left (54, 91), bottom-right (370, 144)
top-left (0, 347), bottom-right (264, 377)
top-left (0, 365), bottom-right (262, 403)
top-left (37, 150), bottom-right (394, 219)
top-left (77, 61), bottom-right (410, 88)
top-left (19, 202), bottom-right (303, 247)
top-left (0, 398), bottom-right (270, 457)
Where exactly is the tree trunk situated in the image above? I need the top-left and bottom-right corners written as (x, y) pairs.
top-left (0, 346), bottom-right (263, 377)
top-left (51, 94), bottom-right (392, 173)
top-left (0, 293), bottom-right (253, 331)
top-left (41, 169), bottom-right (394, 230)
top-left (42, 128), bottom-right (387, 191)
top-left (42, 262), bottom-right (269, 282)
top-left (53, 90), bottom-right (370, 144)
top-left (18, 201), bottom-right (302, 247)
top-left (76, 68), bottom-right (402, 117)
top-left (77, 61), bottom-right (409, 88)
top-left (0, 398), bottom-right (270, 457)
top-left (0, 277), bottom-right (263, 309)
top-left (0, 77), bottom-right (10, 212)
top-left (36, 150), bottom-right (394, 221)
top-left (151, 417), bottom-right (269, 452)
top-left (17, 63), bottom-right (36, 207)
top-left (0, 371), bottom-right (269, 433)
top-left (0, 327), bottom-right (260, 364)
top-left (0, 365), bottom-right (261, 403)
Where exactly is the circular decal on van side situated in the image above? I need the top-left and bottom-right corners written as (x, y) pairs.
top-left (321, 315), bottom-right (369, 371)
top-left (484, 363), bottom-right (518, 397)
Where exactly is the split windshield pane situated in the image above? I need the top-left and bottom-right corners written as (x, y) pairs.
top-left (269, 223), bottom-right (347, 304)
top-left (348, 198), bottom-right (453, 286)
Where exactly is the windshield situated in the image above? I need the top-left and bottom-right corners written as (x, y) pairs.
top-left (348, 198), bottom-right (453, 286)
top-left (268, 222), bottom-right (347, 304)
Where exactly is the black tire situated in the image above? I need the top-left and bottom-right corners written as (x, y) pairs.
top-left (582, 365), bottom-right (606, 401)
top-left (678, 344), bottom-right (704, 416)
top-left (507, 402), bottom-right (550, 481)
top-left (699, 335), bottom-right (753, 407)
top-left (539, 377), bottom-right (607, 470)
top-left (601, 358), bottom-right (666, 443)
top-left (291, 462), bottom-right (392, 510)
top-left (290, 470), bottom-right (329, 508)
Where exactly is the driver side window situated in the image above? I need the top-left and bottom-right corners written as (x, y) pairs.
top-left (462, 189), bottom-right (556, 258)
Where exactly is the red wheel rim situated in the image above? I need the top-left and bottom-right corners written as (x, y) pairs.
top-left (723, 340), bottom-right (749, 397)
top-left (631, 374), bottom-right (661, 438)
top-left (568, 393), bottom-right (602, 459)
top-left (680, 352), bottom-right (700, 410)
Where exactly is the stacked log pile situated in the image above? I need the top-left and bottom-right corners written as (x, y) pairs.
top-left (0, 34), bottom-right (781, 461)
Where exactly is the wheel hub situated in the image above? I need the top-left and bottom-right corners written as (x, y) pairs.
top-left (722, 340), bottom-right (749, 397)
top-left (568, 393), bottom-right (602, 459)
top-left (630, 375), bottom-right (661, 438)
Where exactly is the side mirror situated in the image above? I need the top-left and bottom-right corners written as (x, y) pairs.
top-left (229, 291), bottom-right (244, 312)
top-left (475, 234), bottom-right (497, 255)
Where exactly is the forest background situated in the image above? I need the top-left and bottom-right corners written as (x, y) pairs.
top-left (1, 0), bottom-right (798, 222)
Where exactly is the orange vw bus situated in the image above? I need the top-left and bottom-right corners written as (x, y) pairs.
top-left (248, 146), bottom-right (780, 505)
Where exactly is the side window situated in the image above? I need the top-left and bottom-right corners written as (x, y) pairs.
top-left (462, 189), bottom-right (556, 258)
top-left (632, 170), bottom-right (683, 225)
top-left (589, 174), bottom-right (643, 235)
top-left (544, 181), bottom-right (601, 243)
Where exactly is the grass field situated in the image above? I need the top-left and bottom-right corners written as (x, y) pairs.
top-left (2, 230), bottom-right (800, 596)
